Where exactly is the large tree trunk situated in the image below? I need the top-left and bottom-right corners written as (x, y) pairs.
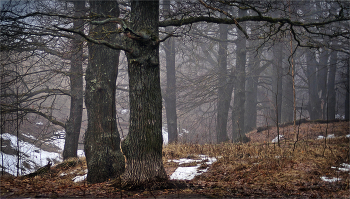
top-left (84, 0), bottom-right (125, 183)
top-left (232, 9), bottom-right (247, 142)
top-left (216, 23), bottom-right (230, 143)
top-left (306, 49), bottom-right (322, 120)
top-left (63, 0), bottom-right (84, 160)
top-left (121, 0), bottom-right (167, 188)
top-left (327, 51), bottom-right (337, 120)
top-left (163, 0), bottom-right (178, 144)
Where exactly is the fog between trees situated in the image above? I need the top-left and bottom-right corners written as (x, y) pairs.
top-left (1, 0), bottom-right (349, 185)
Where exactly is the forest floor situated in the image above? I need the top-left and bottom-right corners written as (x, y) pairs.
top-left (1, 120), bottom-right (349, 198)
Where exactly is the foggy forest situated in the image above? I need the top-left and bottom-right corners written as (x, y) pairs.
top-left (1, 0), bottom-right (349, 198)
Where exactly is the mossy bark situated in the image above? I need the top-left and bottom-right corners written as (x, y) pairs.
top-left (121, 0), bottom-right (167, 188)
top-left (84, 0), bottom-right (125, 184)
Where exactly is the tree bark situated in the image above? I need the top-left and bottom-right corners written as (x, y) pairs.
top-left (318, 49), bottom-right (329, 120)
top-left (244, 55), bottom-right (260, 133)
top-left (306, 49), bottom-right (322, 120)
top-left (346, 58), bottom-right (349, 121)
top-left (327, 51), bottom-right (337, 120)
top-left (63, 0), bottom-right (84, 160)
top-left (163, 0), bottom-right (178, 144)
top-left (216, 23), bottom-right (230, 143)
top-left (232, 9), bottom-right (247, 142)
top-left (281, 63), bottom-right (294, 123)
top-left (84, 0), bottom-right (125, 183)
top-left (272, 43), bottom-right (283, 126)
top-left (121, 0), bottom-right (167, 188)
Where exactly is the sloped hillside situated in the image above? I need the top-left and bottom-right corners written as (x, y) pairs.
top-left (1, 121), bottom-right (349, 198)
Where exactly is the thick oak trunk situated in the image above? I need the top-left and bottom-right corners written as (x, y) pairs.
top-left (84, 0), bottom-right (125, 183)
top-left (121, 0), bottom-right (167, 188)
top-left (232, 9), bottom-right (247, 142)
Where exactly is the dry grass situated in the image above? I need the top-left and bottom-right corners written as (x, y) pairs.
top-left (163, 121), bottom-right (350, 197)
top-left (1, 121), bottom-right (349, 198)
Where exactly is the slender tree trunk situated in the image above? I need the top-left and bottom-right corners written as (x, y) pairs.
top-left (306, 49), bottom-right (322, 120)
top-left (121, 0), bottom-right (167, 187)
top-left (232, 9), bottom-right (247, 142)
top-left (327, 51), bottom-right (337, 120)
top-left (244, 56), bottom-right (260, 133)
top-left (318, 49), bottom-right (329, 120)
top-left (63, 0), bottom-right (84, 160)
top-left (345, 58), bottom-right (349, 121)
top-left (272, 43), bottom-right (283, 125)
top-left (163, 0), bottom-right (178, 144)
top-left (84, 0), bottom-right (125, 183)
top-left (281, 63), bottom-right (294, 123)
top-left (216, 23), bottom-right (230, 143)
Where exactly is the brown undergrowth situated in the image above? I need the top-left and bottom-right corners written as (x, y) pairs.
top-left (1, 121), bottom-right (349, 198)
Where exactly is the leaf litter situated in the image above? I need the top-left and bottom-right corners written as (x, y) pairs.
top-left (1, 121), bottom-right (349, 198)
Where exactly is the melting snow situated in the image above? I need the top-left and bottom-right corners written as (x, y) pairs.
top-left (162, 127), bottom-right (168, 145)
top-left (1, 133), bottom-right (62, 176)
top-left (317, 134), bottom-right (335, 140)
top-left (331, 163), bottom-right (350, 172)
top-left (320, 176), bottom-right (341, 182)
top-left (72, 174), bottom-right (87, 183)
top-left (169, 155), bottom-right (217, 180)
top-left (272, 135), bottom-right (284, 143)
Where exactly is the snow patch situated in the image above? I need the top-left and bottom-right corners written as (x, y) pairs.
top-left (272, 135), bottom-right (284, 143)
top-left (162, 127), bottom-right (168, 145)
top-left (1, 133), bottom-right (62, 176)
top-left (331, 163), bottom-right (350, 172)
top-left (320, 176), bottom-right (341, 182)
top-left (72, 174), bottom-right (87, 183)
top-left (169, 155), bottom-right (217, 180)
top-left (317, 134), bottom-right (335, 140)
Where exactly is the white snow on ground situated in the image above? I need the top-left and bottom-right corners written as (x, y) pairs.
top-left (72, 174), bottom-right (87, 183)
top-left (162, 127), bottom-right (168, 145)
top-left (331, 163), bottom-right (350, 172)
top-left (317, 134), bottom-right (335, 140)
top-left (346, 134), bottom-right (350, 138)
top-left (169, 155), bottom-right (217, 180)
top-left (1, 133), bottom-right (62, 176)
top-left (271, 135), bottom-right (284, 143)
top-left (77, 150), bottom-right (85, 157)
top-left (321, 163), bottom-right (350, 182)
top-left (320, 176), bottom-right (341, 182)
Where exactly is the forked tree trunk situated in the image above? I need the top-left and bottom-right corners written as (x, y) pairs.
top-left (63, 0), bottom-right (84, 160)
top-left (84, 0), bottom-right (125, 183)
top-left (121, 0), bottom-right (167, 188)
